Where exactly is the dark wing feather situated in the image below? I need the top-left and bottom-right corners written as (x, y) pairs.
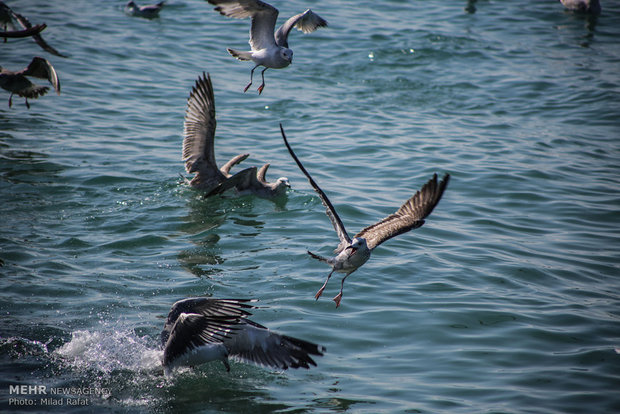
top-left (280, 124), bottom-right (351, 246)
top-left (204, 166), bottom-right (259, 197)
top-left (0, 23), bottom-right (45, 38)
top-left (226, 319), bottom-right (325, 370)
top-left (182, 72), bottom-right (228, 191)
top-left (161, 298), bottom-right (255, 347)
top-left (167, 297), bottom-right (255, 322)
top-left (355, 173), bottom-right (450, 251)
top-left (12, 11), bottom-right (67, 58)
top-left (162, 313), bottom-right (242, 366)
top-left (274, 9), bottom-right (328, 48)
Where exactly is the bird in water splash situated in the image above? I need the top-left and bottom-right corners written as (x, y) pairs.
top-left (160, 297), bottom-right (325, 375)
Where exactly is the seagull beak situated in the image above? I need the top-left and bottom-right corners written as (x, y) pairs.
top-left (345, 245), bottom-right (357, 256)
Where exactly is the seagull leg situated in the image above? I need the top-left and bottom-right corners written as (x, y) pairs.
top-left (222, 359), bottom-right (231, 372)
top-left (332, 273), bottom-right (352, 308)
top-left (244, 65), bottom-right (259, 93)
top-left (25, 98), bottom-right (30, 109)
top-left (257, 67), bottom-right (268, 94)
top-left (315, 269), bottom-right (334, 300)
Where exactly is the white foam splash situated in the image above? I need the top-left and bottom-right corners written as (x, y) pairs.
top-left (56, 329), bottom-right (162, 374)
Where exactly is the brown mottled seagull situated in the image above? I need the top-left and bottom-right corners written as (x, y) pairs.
top-left (160, 297), bottom-right (325, 376)
top-left (280, 124), bottom-right (450, 307)
top-left (0, 56), bottom-right (60, 108)
top-left (205, 0), bottom-right (328, 94)
top-left (182, 72), bottom-right (290, 198)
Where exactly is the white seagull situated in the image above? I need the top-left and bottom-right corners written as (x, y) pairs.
top-left (281, 125), bottom-right (450, 307)
top-left (160, 297), bottom-right (325, 375)
top-left (182, 72), bottom-right (290, 198)
top-left (125, 1), bottom-right (165, 19)
top-left (0, 56), bottom-right (60, 108)
top-left (205, 0), bottom-right (328, 94)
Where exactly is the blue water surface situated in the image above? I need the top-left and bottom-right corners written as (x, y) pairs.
top-left (1, 0), bottom-right (619, 413)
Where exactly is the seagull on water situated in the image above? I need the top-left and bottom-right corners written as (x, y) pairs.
top-left (125, 1), bottom-right (165, 19)
top-left (161, 297), bottom-right (325, 375)
top-left (559, 0), bottom-right (601, 14)
top-left (0, 57), bottom-right (60, 108)
top-left (205, 0), bottom-right (328, 94)
top-left (280, 125), bottom-right (450, 308)
top-left (182, 72), bottom-right (290, 198)
top-left (0, 1), bottom-right (67, 57)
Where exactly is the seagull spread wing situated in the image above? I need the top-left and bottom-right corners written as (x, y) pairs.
top-left (225, 319), bottom-right (325, 370)
top-left (208, 0), bottom-right (278, 51)
top-left (354, 173), bottom-right (450, 251)
top-left (274, 9), bottom-right (328, 48)
top-left (280, 124), bottom-right (352, 247)
top-left (24, 57), bottom-right (60, 95)
top-left (182, 72), bottom-right (228, 191)
top-left (11, 10), bottom-right (67, 57)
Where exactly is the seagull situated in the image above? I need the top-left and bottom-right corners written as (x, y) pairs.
top-left (182, 72), bottom-right (290, 198)
top-left (205, 0), bottom-right (328, 94)
top-left (124, 1), bottom-right (165, 19)
top-left (161, 297), bottom-right (325, 375)
top-left (280, 125), bottom-right (450, 307)
top-left (0, 1), bottom-right (67, 57)
top-left (559, 0), bottom-right (601, 14)
top-left (0, 56), bottom-right (60, 109)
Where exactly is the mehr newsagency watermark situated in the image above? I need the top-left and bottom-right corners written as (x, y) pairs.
top-left (7, 384), bottom-right (110, 407)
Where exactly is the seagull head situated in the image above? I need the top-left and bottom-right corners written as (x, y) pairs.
top-left (346, 238), bottom-right (367, 256)
top-left (277, 177), bottom-right (290, 188)
top-left (280, 48), bottom-right (293, 64)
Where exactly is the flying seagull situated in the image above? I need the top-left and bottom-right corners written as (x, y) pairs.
top-left (125, 1), bottom-right (165, 19)
top-left (205, 0), bottom-right (328, 94)
top-left (280, 124), bottom-right (450, 307)
top-left (161, 297), bottom-right (325, 375)
top-left (182, 72), bottom-right (290, 197)
top-left (0, 1), bottom-right (67, 57)
top-left (0, 56), bottom-right (60, 108)
top-left (559, 0), bottom-right (601, 14)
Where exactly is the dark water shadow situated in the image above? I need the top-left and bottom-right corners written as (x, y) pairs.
top-left (176, 186), bottom-right (289, 279)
